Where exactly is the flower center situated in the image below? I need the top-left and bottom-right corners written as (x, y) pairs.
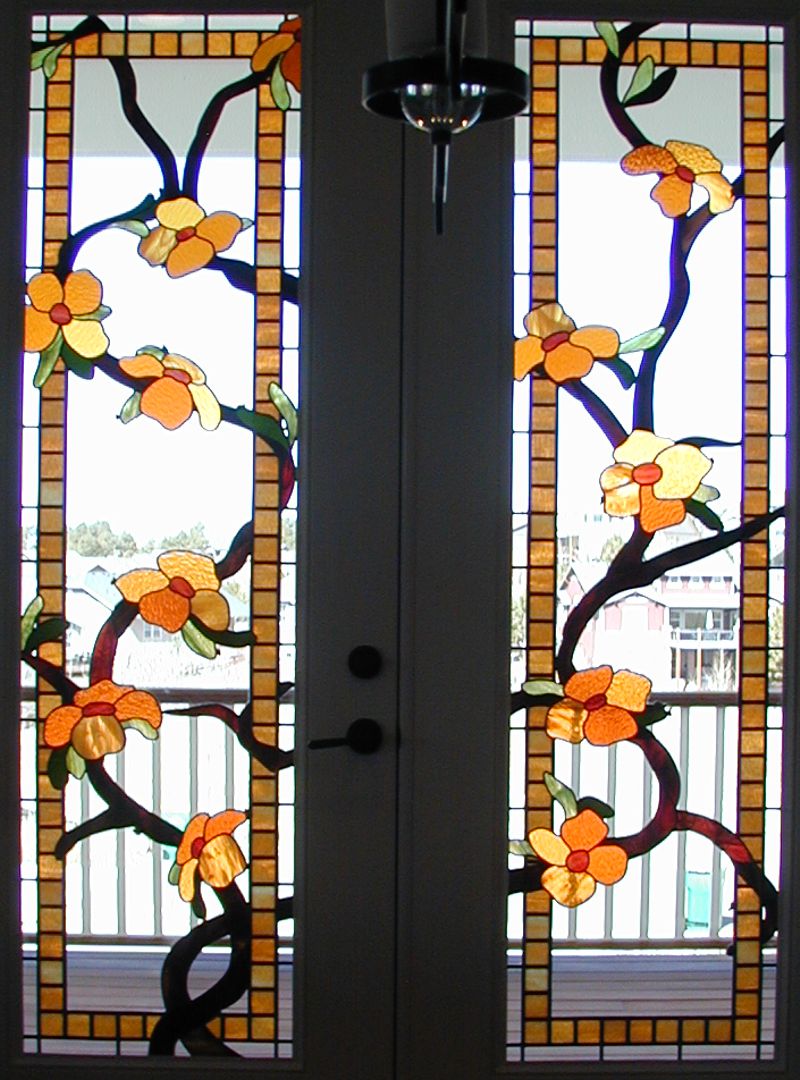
top-left (631, 462), bottom-right (663, 486)
top-left (49, 302), bottom-right (72, 326)
top-left (542, 331), bottom-right (570, 352)
top-left (190, 837), bottom-right (205, 859)
top-left (82, 701), bottom-right (115, 717)
top-left (176, 226), bottom-right (196, 242)
top-left (164, 368), bottom-right (192, 384)
top-left (584, 693), bottom-right (607, 712)
top-left (169, 575), bottom-right (196, 599)
top-left (566, 849), bottom-right (590, 873)
top-left (675, 165), bottom-right (695, 184)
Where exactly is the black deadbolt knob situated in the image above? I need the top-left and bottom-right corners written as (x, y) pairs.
top-left (348, 645), bottom-right (383, 679)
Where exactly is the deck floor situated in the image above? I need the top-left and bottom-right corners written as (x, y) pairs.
top-left (23, 949), bottom-right (776, 1061)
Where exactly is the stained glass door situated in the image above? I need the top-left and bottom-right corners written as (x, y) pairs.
top-left (3, 3), bottom-right (401, 1076)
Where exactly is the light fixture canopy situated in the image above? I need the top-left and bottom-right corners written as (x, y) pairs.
top-left (363, 1), bottom-right (527, 233)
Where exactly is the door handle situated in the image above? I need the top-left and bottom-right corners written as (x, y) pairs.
top-left (308, 717), bottom-right (383, 755)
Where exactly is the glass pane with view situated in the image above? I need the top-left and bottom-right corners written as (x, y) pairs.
top-left (508, 18), bottom-right (786, 1062)
top-left (19, 11), bottom-right (300, 1058)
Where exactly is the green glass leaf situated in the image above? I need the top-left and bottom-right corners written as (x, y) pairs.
top-left (640, 701), bottom-right (670, 727)
top-left (618, 326), bottom-right (665, 354)
top-left (60, 339), bottom-right (95, 380)
top-left (622, 56), bottom-right (655, 105)
top-left (75, 303), bottom-right (111, 321)
top-left (123, 717), bottom-right (159, 741)
top-left (626, 67), bottom-right (677, 107)
top-left (509, 839), bottom-right (535, 857)
top-left (693, 483), bottom-right (721, 504)
top-left (21, 594), bottom-right (44, 649)
top-left (168, 861), bottom-right (181, 886)
top-left (522, 678), bottom-right (563, 698)
top-left (269, 382), bottom-right (299, 446)
top-left (136, 344), bottom-right (166, 361)
top-left (594, 21), bottom-right (619, 58)
top-left (25, 616), bottom-right (68, 653)
top-left (65, 745), bottom-right (87, 779)
top-left (119, 392), bottom-right (142, 424)
top-left (600, 356), bottom-right (636, 389)
top-left (33, 332), bottom-right (63, 389)
top-left (234, 405), bottom-right (290, 454)
top-left (47, 746), bottom-right (69, 791)
top-left (42, 43), bottom-right (66, 80)
top-left (685, 498), bottom-right (724, 532)
top-left (191, 621), bottom-right (256, 649)
top-left (240, 217), bottom-right (254, 231)
top-left (111, 219), bottom-right (150, 238)
top-left (576, 796), bottom-right (614, 819)
top-left (271, 59), bottom-right (291, 111)
top-left (31, 46), bottom-right (51, 71)
top-left (181, 620), bottom-right (218, 659)
top-left (544, 771), bottom-right (578, 819)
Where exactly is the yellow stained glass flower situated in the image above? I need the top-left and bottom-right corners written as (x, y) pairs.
top-left (118, 350), bottom-right (221, 431)
top-left (600, 429), bottom-right (712, 534)
top-left (251, 17), bottom-right (301, 91)
top-left (115, 550), bottom-right (230, 634)
top-left (176, 810), bottom-right (248, 902)
top-left (138, 197), bottom-right (245, 278)
top-left (620, 140), bottom-right (735, 218)
top-left (515, 302), bottom-right (619, 383)
top-left (43, 679), bottom-right (161, 761)
top-left (23, 270), bottom-right (109, 358)
top-left (546, 666), bottom-right (651, 746)
top-left (528, 808), bottom-right (628, 908)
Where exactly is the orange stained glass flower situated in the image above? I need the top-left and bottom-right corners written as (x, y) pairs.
top-left (528, 808), bottom-right (628, 908)
top-left (176, 810), bottom-right (248, 902)
top-left (547, 666), bottom-right (651, 746)
top-left (251, 16), bottom-right (301, 91)
top-left (515, 302), bottom-right (619, 383)
top-left (600, 429), bottom-right (712, 534)
top-left (115, 550), bottom-right (230, 634)
top-left (138, 197), bottom-right (246, 278)
top-left (43, 679), bottom-right (161, 761)
top-left (23, 270), bottom-right (109, 358)
top-left (620, 140), bottom-right (735, 218)
top-left (118, 350), bottom-right (221, 431)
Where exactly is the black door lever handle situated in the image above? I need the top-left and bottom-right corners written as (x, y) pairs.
top-left (308, 717), bottom-right (383, 755)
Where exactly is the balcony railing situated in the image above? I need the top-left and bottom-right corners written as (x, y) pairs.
top-left (508, 691), bottom-right (782, 949)
top-left (669, 628), bottom-right (737, 643)
top-left (22, 688), bottom-right (781, 950)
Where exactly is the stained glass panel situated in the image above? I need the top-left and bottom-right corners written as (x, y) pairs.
top-left (20, 12), bottom-right (300, 1057)
top-left (508, 19), bottom-right (786, 1062)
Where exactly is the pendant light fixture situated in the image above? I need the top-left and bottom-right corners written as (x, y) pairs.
top-left (363, 0), bottom-right (527, 233)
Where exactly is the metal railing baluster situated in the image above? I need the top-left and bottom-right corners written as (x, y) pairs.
top-left (152, 734), bottom-right (162, 938)
top-left (710, 704), bottom-right (726, 936)
top-left (674, 704), bottom-right (690, 938)
top-left (115, 752), bottom-right (126, 935)
top-left (640, 762), bottom-right (652, 941)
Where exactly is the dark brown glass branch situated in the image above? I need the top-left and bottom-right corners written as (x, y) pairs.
top-left (599, 23), bottom-right (657, 149)
top-left (183, 66), bottom-right (274, 200)
top-left (556, 507), bottom-right (784, 681)
top-left (150, 885), bottom-right (250, 1055)
top-left (562, 379), bottom-right (627, 446)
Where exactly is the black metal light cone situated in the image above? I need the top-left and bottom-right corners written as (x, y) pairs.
top-left (362, 0), bottom-right (527, 233)
top-left (362, 54), bottom-right (527, 125)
